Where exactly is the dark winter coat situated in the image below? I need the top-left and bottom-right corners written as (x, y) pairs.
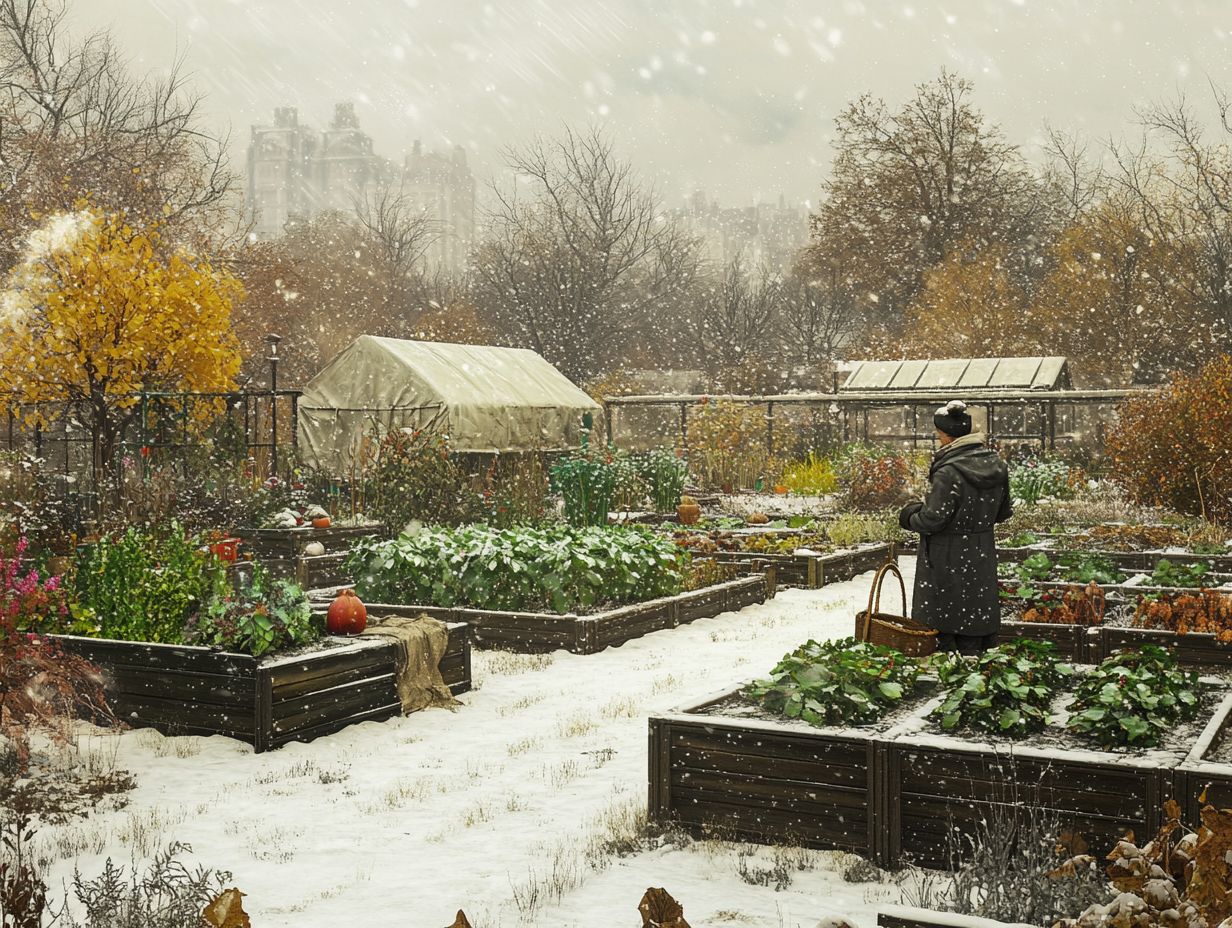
top-left (897, 436), bottom-right (1013, 636)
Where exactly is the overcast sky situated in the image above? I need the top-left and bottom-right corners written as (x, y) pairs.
top-left (70, 0), bottom-right (1232, 209)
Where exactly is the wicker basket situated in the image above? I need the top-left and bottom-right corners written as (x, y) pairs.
top-left (854, 561), bottom-right (937, 657)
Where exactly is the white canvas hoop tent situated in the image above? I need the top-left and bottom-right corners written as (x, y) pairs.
top-left (297, 336), bottom-right (601, 473)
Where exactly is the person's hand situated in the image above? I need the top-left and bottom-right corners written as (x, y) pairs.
top-left (898, 501), bottom-right (923, 530)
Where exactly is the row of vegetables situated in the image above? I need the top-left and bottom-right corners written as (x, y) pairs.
top-left (747, 637), bottom-right (1202, 750)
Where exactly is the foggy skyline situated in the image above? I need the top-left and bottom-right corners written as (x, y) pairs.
top-left (73, 0), bottom-right (1232, 208)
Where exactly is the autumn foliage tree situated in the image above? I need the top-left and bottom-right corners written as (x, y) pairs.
top-left (1107, 355), bottom-right (1232, 522)
top-left (0, 209), bottom-right (243, 483)
top-left (902, 244), bottom-right (1032, 358)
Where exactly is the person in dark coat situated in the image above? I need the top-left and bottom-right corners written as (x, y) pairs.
top-left (897, 400), bottom-right (1013, 655)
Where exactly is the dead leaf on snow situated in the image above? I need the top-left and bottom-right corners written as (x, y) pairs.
top-left (202, 888), bottom-right (251, 928)
top-left (639, 887), bottom-right (691, 928)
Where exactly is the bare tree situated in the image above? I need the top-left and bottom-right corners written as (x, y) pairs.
top-left (353, 181), bottom-right (439, 280)
top-left (814, 70), bottom-right (1045, 335)
top-left (0, 0), bottom-right (238, 261)
top-left (780, 246), bottom-right (858, 366)
top-left (698, 252), bottom-right (783, 371)
top-left (472, 125), bottom-right (699, 380)
top-left (1041, 126), bottom-right (1105, 226)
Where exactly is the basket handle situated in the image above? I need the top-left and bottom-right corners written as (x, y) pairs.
top-left (861, 560), bottom-right (908, 640)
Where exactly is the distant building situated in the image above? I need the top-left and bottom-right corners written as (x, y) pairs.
top-left (674, 190), bottom-right (809, 270)
top-left (246, 104), bottom-right (475, 273)
top-left (402, 141), bottom-right (476, 274)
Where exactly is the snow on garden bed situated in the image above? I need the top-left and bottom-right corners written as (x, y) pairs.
top-left (37, 565), bottom-right (913, 927)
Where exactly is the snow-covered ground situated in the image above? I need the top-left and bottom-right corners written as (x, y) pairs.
top-left (39, 563), bottom-right (915, 928)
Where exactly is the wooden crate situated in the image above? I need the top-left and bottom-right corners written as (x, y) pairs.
top-left (341, 572), bottom-right (774, 655)
top-left (649, 695), bottom-right (881, 860)
top-left (54, 622), bottom-right (470, 753)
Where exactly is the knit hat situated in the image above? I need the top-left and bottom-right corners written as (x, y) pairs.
top-left (934, 400), bottom-right (972, 438)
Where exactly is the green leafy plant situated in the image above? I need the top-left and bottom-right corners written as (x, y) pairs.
top-left (827, 512), bottom-right (900, 548)
top-left (999, 553), bottom-right (1054, 587)
top-left (348, 524), bottom-right (685, 614)
top-left (1066, 645), bottom-right (1201, 748)
top-left (1055, 553), bottom-right (1126, 585)
top-left (1010, 459), bottom-right (1076, 507)
top-left (73, 524), bottom-right (221, 644)
top-left (363, 429), bottom-right (483, 530)
top-left (746, 638), bottom-right (922, 726)
top-left (932, 639), bottom-right (1071, 738)
top-left (1004, 531), bottom-right (1040, 548)
top-left (1149, 558), bottom-right (1215, 589)
top-left (550, 449), bottom-right (617, 527)
top-left (636, 449), bottom-right (688, 513)
top-left (186, 566), bottom-right (319, 657)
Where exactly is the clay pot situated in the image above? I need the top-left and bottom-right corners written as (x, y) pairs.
top-left (773, 484), bottom-right (789, 495)
top-left (326, 589), bottom-right (368, 636)
top-left (676, 502), bottom-right (701, 525)
top-left (312, 517), bottom-right (331, 529)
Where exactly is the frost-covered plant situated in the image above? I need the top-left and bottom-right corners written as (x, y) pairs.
top-left (348, 524), bottom-right (684, 614)
top-left (2, 540), bottom-right (111, 772)
top-left (933, 639), bottom-right (1071, 739)
top-left (550, 448), bottom-right (618, 527)
top-left (1010, 458), bottom-right (1077, 506)
top-left (1066, 645), bottom-right (1201, 749)
top-left (186, 565), bottom-right (319, 657)
top-left (746, 638), bottom-right (922, 727)
top-left (62, 842), bottom-right (232, 928)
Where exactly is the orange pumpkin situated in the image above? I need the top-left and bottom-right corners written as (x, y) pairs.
top-left (327, 589), bottom-right (368, 635)
top-left (312, 517), bottom-right (331, 529)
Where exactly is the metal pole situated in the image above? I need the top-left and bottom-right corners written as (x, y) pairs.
top-left (267, 334), bottom-right (281, 477)
top-left (604, 403), bottom-right (613, 447)
top-left (679, 403), bottom-right (688, 455)
top-left (766, 401), bottom-right (775, 456)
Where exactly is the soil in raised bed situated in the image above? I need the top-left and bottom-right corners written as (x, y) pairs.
top-left (697, 678), bottom-right (940, 737)
top-left (897, 669), bottom-right (1228, 763)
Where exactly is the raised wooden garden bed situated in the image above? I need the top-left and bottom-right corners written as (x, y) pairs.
top-left (1092, 626), bottom-right (1232, 667)
top-left (648, 690), bottom-right (881, 860)
top-left (1176, 693), bottom-right (1232, 822)
top-left (995, 619), bottom-right (1094, 662)
top-left (335, 572), bottom-right (775, 655)
top-left (885, 731), bottom-right (1173, 870)
top-left (262, 551), bottom-right (352, 590)
top-left (877, 906), bottom-right (1030, 928)
top-left (53, 622), bottom-right (470, 753)
top-left (705, 542), bottom-right (892, 589)
top-left (649, 683), bottom-right (1196, 869)
top-left (236, 523), bottom-right (386, 559)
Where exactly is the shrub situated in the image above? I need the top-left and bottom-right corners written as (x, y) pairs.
top-left (2, 543), bottom-right (111, 772)
top-left (1133, 590), bottom-right (1232, 638)
top-left (636, 449), bottom-right (688, 512)
top-left (933, 639), bottom-right (1070, 738)
top-left (1067, 645), bottom-right (1201, 749)
top-left (844, 450), bottom-right (912, 511)
top-left (348, 524), bottom-right (685, 614)
top-left (186, 566), bottom-right (319, 657)
top-left (478, 453), bottom-right (550, 527)
top-left (1009, 458), bottom-right (1077, 506)
top-left (74, 524), bottom-right (221, 644)
top-left (1107, 354), bottom-right (1232, 522)
top-left (363, 429), bottom-right (483, 530)
top-left (746, 638), bottom-right (922, 726)
top-left (687, 400), bottom-right (777, 491)
top-left (549, 448), bottom-right (617, 526)
top-left (779, 453), bottom-right (839, 496)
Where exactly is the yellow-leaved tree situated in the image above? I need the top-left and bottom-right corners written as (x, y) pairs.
top-left (901, 244), bottom-right (1034, 358)
top-left (0, 209), bottom-right (243, 483)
